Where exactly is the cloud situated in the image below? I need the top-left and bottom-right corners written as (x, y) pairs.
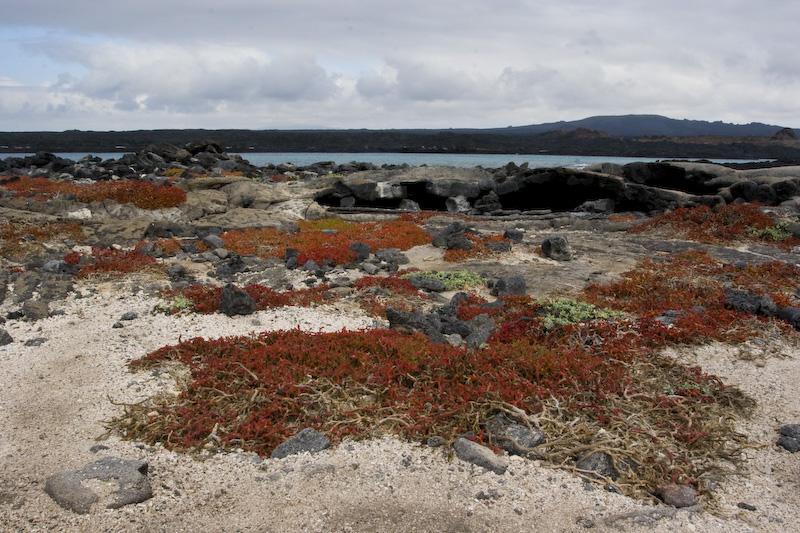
top-left (2, 0), bottom-right (800, 130)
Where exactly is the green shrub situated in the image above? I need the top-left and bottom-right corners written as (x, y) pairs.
top-left (400, 270), bottom-right (485, 291)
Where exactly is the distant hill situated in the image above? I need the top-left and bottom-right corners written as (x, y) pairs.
top-left (2, 115), bottom-right (800, 159)
top-left (468, 115), bottom-right (794, 138)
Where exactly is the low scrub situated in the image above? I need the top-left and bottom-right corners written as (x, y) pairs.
top-left (0, 176), bottom-right (187, 210)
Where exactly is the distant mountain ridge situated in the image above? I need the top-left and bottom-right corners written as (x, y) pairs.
top-left (464, 114), bottom-right (794, 138)
top-left (2, 115), bottom-right (800, 158)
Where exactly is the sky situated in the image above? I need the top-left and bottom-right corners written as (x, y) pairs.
top-left (1, 0), bottom-right (799, 132)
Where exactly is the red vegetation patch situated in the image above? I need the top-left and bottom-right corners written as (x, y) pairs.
top-left (352, 275), bottom-right (432, 316)
top-left (161, 284), bottom-right (330, 314)
top-left (444, 233), bottom-right (511, 262)
top-left (71, 247), bottom-right (157, 278)
top-left (629, 203), bottom-right (800, 250)
top-left (221, 218), bottom-right (432, 265)
top-left (583, 249), bottom-right (800, 342)
top-left (0, 176), bottom-right (187, 209)
top-left (0, 218), bottom-right (84, 259)
top-left (134, 238), bottom-right (184, 256)
top-left (117, 249), bottom-right (799, 497)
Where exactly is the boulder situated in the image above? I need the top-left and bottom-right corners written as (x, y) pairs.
top-left (777, 424), bottom-right (800, 452)
top-left (452, 437), bottom-right (508, 475)
top-left (542, 235), bottom-right (573, 261)
top-left (432, 222), bottom-right (474, 251)
top-left (22, 299), bottom-right (50, 321)
top-left (385, 307), bottom-right (445, 343)
top-left (484, 413), bottom-right (545, 456)
top-left (45, 457), bottom-right (152, 514)
top-left (218, 283), bottom-right (257, 316)
top-left (491, 276), bottom-right (526, 297)
top-left (655, 484), bottom-right (697, 508)
top-left (271, 428), bottom-right (331, 459)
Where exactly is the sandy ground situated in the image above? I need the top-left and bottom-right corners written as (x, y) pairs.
top-left (1, 275), bottom-right (799, 532)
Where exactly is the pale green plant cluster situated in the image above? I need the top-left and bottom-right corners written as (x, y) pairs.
top-left (537, 298), bottom-right (624, 330)
top-left (401, 269), bottom-right (485, 291)
top-left (748, 221), bottom-right (793, 241)
top-left (154, 295), bottom-right (193, 314)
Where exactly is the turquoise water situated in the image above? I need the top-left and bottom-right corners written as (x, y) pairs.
top-left (1, 152), bottom-right (771, 169)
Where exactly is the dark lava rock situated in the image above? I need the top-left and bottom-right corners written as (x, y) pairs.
top-left (725, 289), bottom-right (763, 314)
top-left (778, 306), bottom-right (800, 329)
top-left (491, 276), bottom-right (526, 297)
top-left (22, 300), bottom-right (50, 321)
top-left (375, 247), bottom-right (409, 265)
top-left (777, 424), bottom-right (800, 452)
top-left (452, 437), bottom-right (508, 475)
top-left (542, 235), bottom-right (573, 261)
top-left (486, 241), bottom-right (512, 253)
top-left (41, 260), bottom-right (79, 275)
top-left (484, 413), bottom-right (546, 456)
top-left (432, 222), bottom-right (474, 251)
top-left (45, 457), bottom-right (152, 514)
top-left (348, 242), bottom-right (371, 262)
top-left (285, 247), bottom-right (300, 269)
top-left (655, 483), bottom-right (697, 508)
top-left (0, 329), bottom-right (13, 345)
top-left (120, 311), bottom-right (138, 321)
top-left (271, 428), bottom-right (331, 459)
top-left (473, 191), bottom-right (502, 214)
top-left (201, 234), bottom-right (226, 249)
top-left (166, 264), bottom-right (187, 281)
top-left (576, 451), bottom-right (620, 481)
top-left (385, 307), bottom-right (445, 343)
top-left (218, 283), bottom-right (257, 316)
top-left (215, 253), bottom-right (247, 278)
top-left (465, 326), bottom-right (494, 349)
top-left (503, 228), bottom-right (524, 243)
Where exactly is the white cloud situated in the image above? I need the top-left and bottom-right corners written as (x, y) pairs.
top-left (2, 0), bottom-right (800, 130)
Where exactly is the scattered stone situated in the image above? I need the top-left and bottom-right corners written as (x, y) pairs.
top-left (0, 328), bottom-right (13, 345)
top-left (42, 259), bottom-right (78, 275)
top-left (166, 264), bottom-right (187, 281)
top-left (778, 306), bottom-right (800, 329)
top-left (24, 337), bottom-right (47, 347)
top-left (738, 502), bottom-right (757, 511)
top-left (348, 242), bottom-right (371, 262)
top-left (375, 248), bottom-right (409, 265)
top-left (725, 289), bottom-right (763, 314)
top-left (465, 325), bottom-right (494, 349)
top-left (22, 300), bottom-right (50, 321)
top-left (777, 424), bottom-right (800, 452)
top-left (45, 457), bottom-right (152, 514)
top-left (112, 322), bottom-right (124, 329)
top-left (385, 307), bottom-right (445, 343)
top-left (218, 283), bottom-right (258, 316)
top-left (432, 222), bottom-right (474, 251)
top-left (655, 483), bottom-right (697, 508)
top-left (484, 413), bottom-right (546, 455)
top-left (427, 436), bottom-right (446, 447)
top-left (452, 437), bottom-right (508, 475)
top-left (120, 311), bottom-right (138, 321)
top-left (271, 428), bottom-right (331, 459)
top-left (491, 276), bottom-right (526, 297)
top-left (542, 235), bottom-right (573, 261)
top-left (503, 228), bottom-right (524, 243)
top-left (576, 451), bottom-right (620, 481)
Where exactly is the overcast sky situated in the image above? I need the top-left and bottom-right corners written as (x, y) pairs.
top-left (1, 0), bottom-right (799, 131)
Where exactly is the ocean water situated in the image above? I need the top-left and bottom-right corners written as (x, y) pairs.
top-left (0, 152), bottom-right (771, 170)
